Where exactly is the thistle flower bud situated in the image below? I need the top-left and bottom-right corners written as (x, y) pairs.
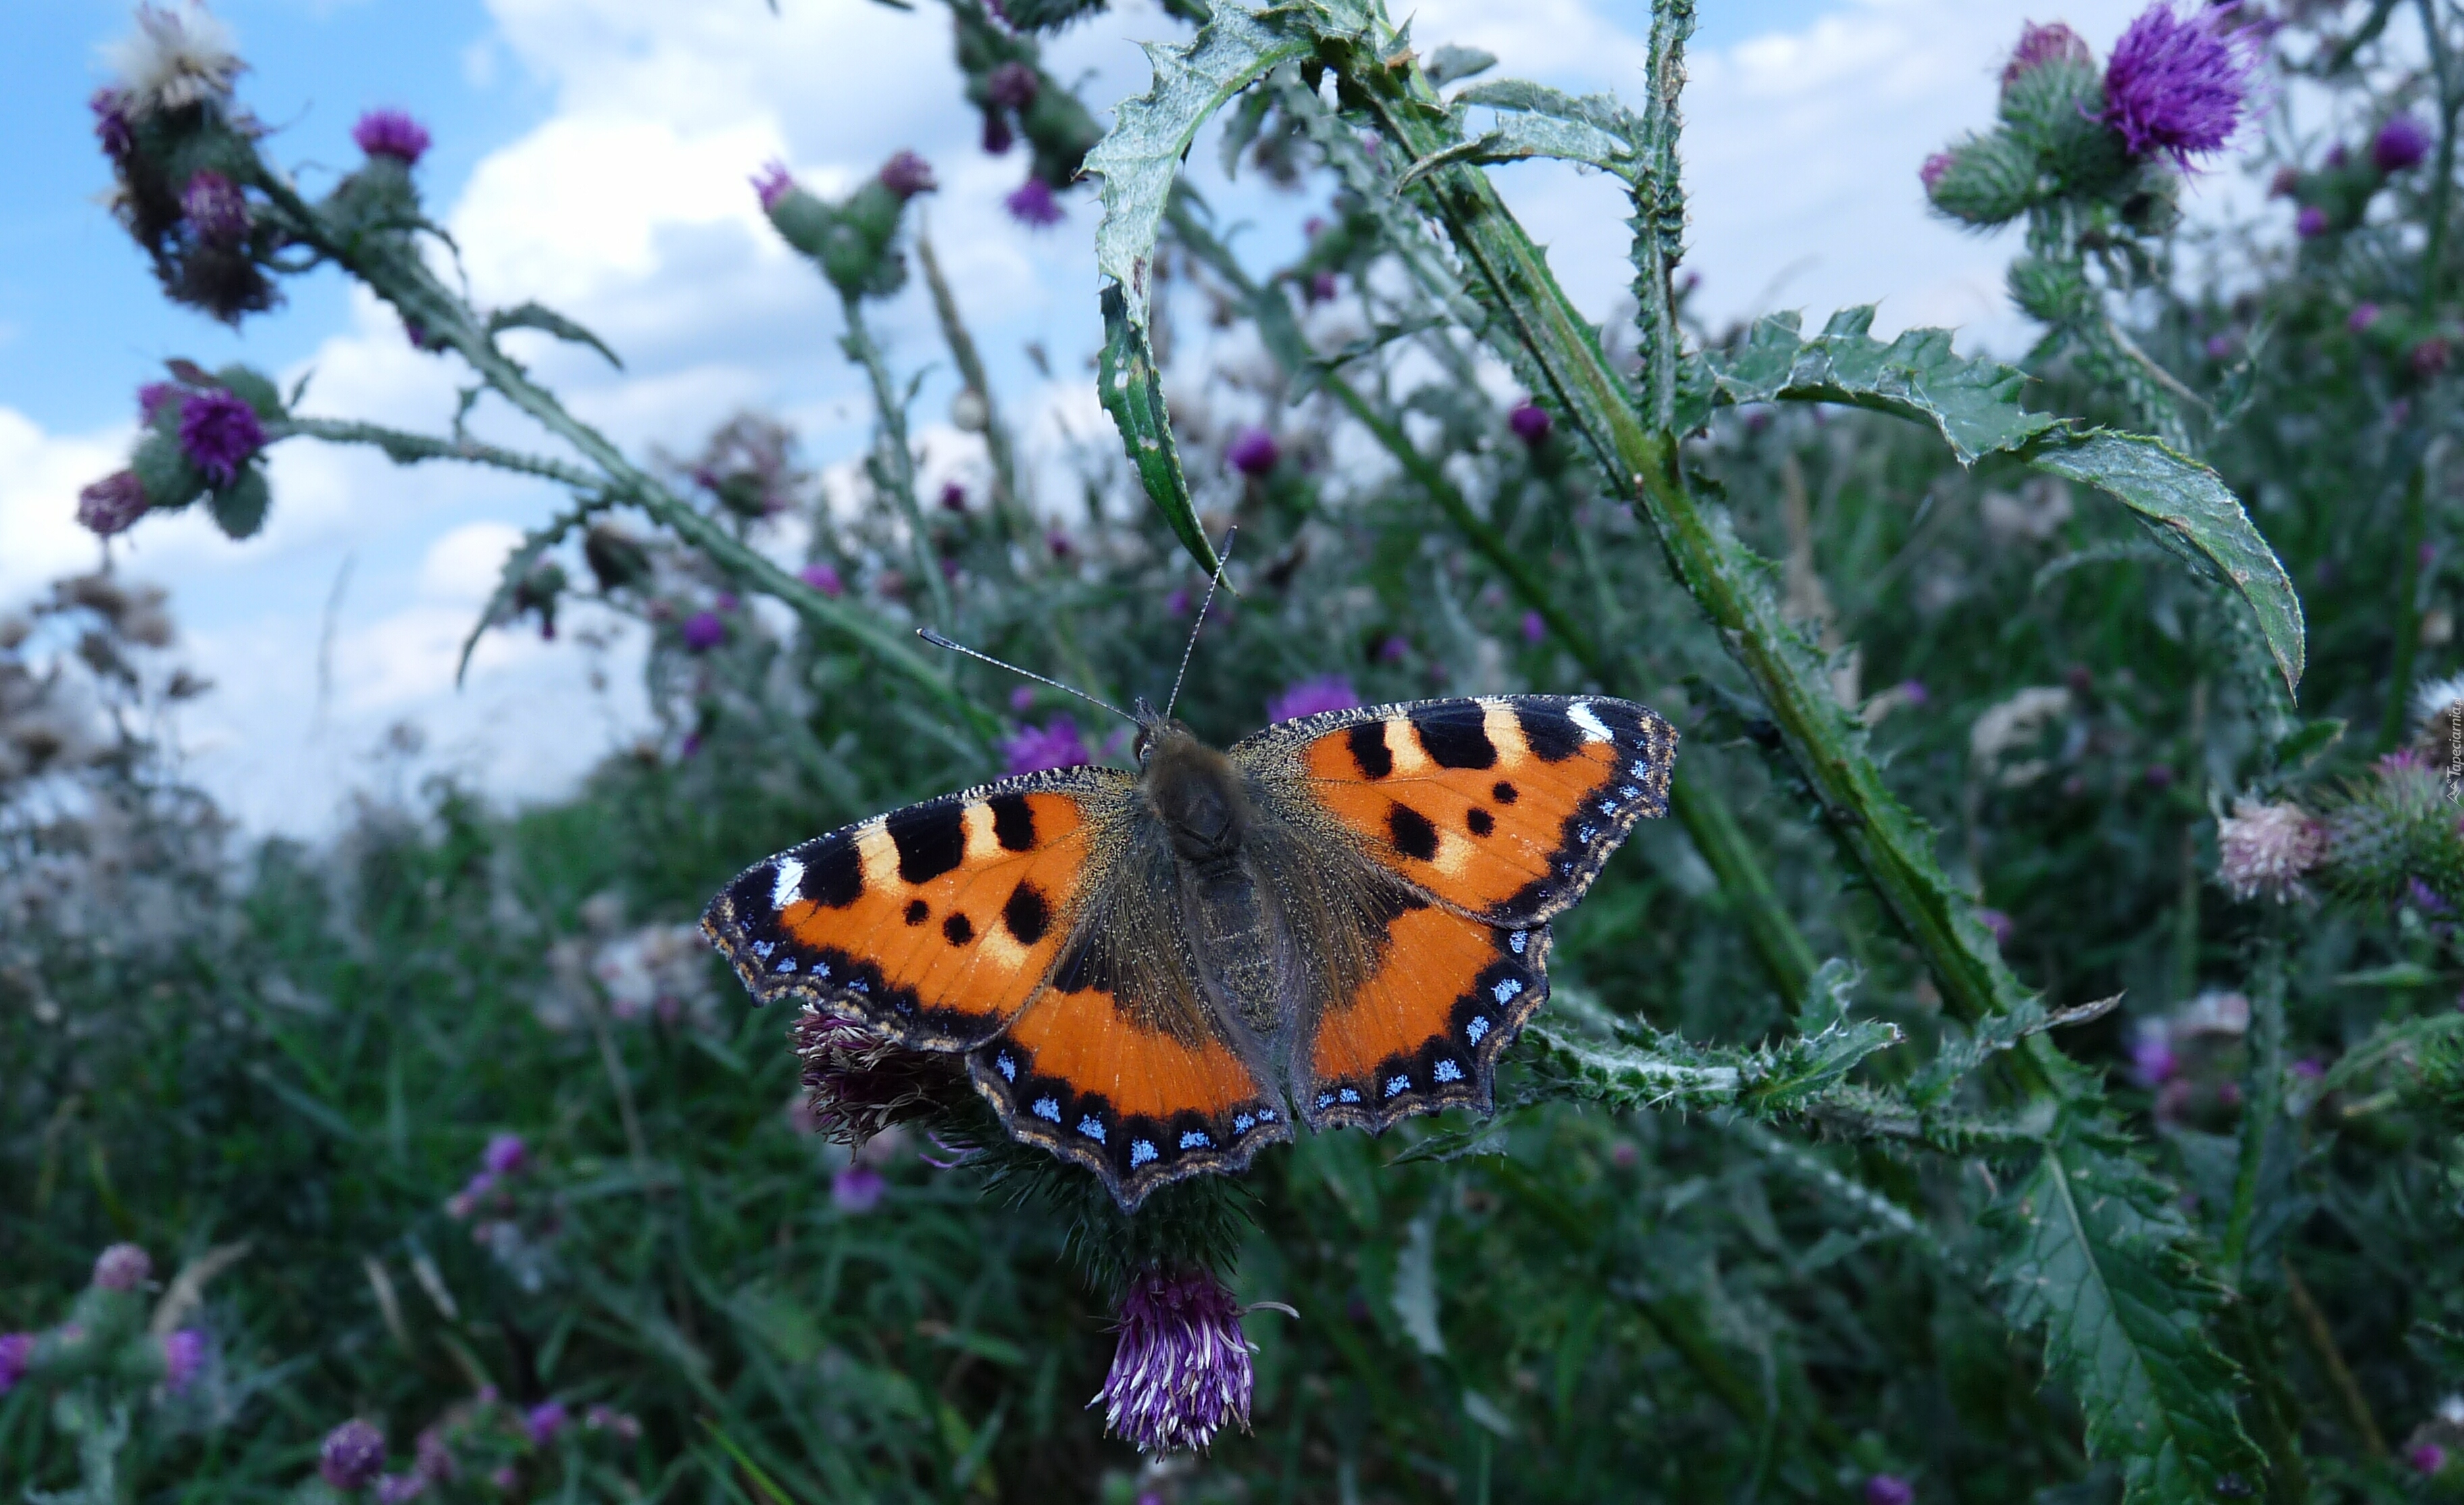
top-left (524, 1400), bottom-right (567, 1446)
top-left (583, 524), bottom-right (652, 592)
top-left (1922, 132), bottom-right (2036, 226)
top-left (2217, 797), bottom-right (2326, 902)
top-left (2296, 204), bottom-right (2328, 238)
top-left (798, 561), bottom-right (845, 598)
top-left (482, 1132), bottom-right (527, 1176)
top-left (320, 1419), bottom-right (388, 1489)
top-left (2374, 115), bottom-right (2432, 173)
top-left (1227, 427), bottom-right (1279, 477)
top-left (790, 1003), bottom-right (967, 1144)
top-left (680, 611), bottom-right (727, 653)
top-left (877, 150), bottom-right (937, 200)
top-left (176, 388), bottom-right (264, 488)
top-left (2001, 22), bottom-right (2092, 92)
top-left (1094, 1265), bottom-right (1256, 1454)
top-left (78, 471), bottom-right (151, 537)
top-left (92, 1242), bottom-right (152, 1291)
top-left (1005, 176), bottom-right (1064, 227)
top-left (1508, 401), bottom-right (1552, 446)
top-left (987, 61), bottom-right (1040, 111)
top-left (752, 160), bottom-right (796, 213)
top-left (352, 109), bottom-right (432, 166)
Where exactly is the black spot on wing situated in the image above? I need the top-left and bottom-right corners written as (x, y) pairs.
top-left (1003, 882), bottom-right (1052, 946)
top-left (1412, 708), bottom-right (1496, 769)
top-left (1491, 780), bottom-right (1518, 805)
top-left (1347, 721), bottom-right (1393, 780)
top-left (942, 913), bottom-right (975, 946)
top-left (1516, 703), bottom-right (1583, 763)
top-left (889, 804), bottom-right (967, 885)
top-left (1389, 803), bottom-right (1439, 862)
top-left (903, 898), bottom-right (930, 925)
top-left (990, 794), bottom-right (1036, 852)
top-left (1466, 807), bottom-right (1494, 837)
top-left (802, 841), bottom-right (864, 909)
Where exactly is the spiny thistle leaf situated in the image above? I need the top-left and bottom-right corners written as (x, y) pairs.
top-left (486, 301), bottom-right (624, 370)
top-left (1988, 1136), bottom-right (2266, 1501)
top-left (1411, 80), bottom-right (1645, 186)
top-left (1084, 2), bottom-right (1316, 573)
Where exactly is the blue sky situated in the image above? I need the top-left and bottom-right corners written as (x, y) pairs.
top-left (1, 0), bottom-right (2170, 834)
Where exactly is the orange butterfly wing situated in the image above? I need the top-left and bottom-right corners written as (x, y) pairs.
top-left (700, 765), bottom-right (1119, 1051)
top-left (1235, 695), bottom-right (1676, 1130)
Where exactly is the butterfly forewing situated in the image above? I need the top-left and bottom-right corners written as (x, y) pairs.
top-left (700, 765), bottom-right (1126, 1051)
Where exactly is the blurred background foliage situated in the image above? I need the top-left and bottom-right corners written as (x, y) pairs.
top-left (5, 0), bottom-right (2464, 1501)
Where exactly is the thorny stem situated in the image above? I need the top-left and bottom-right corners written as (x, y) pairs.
top-left (839, 289), bottom-right (954, 630)
top-left (1164, 198), bottom-right (1820, 1000)
top-left (1338, 38), bottom-right (2055, 1091)
top-left (917, 227), bottom-right (1029, 539)
top-left (242, 166), bottom-right (989, 738)
top-left (270, 416), bottom-right (602, 488)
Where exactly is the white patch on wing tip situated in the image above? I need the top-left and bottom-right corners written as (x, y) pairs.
top-left (1568, 700), bottom-right (1612, 743)
top-left (770, 857), bottom-right (804, 911)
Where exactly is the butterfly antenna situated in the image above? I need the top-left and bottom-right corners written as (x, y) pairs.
top-left (1162, 527), bottom-right (1237, 721)
top-left (916, 628), bottom-right (1136, 726)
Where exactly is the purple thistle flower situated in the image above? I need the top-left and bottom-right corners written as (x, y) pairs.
top-left (180, 170), bottom-right (249, 246)
top-left (799, 561), bottom-right (845, 598)
top-left (681, 610), bottom-right (727, 653)
top-left (2217, 797), bottom-right (2326, 902)
top-left (878, 149), bottom-right (937, 199)
top-left (2131, 1024), bottom-right (2180, 1086)
top-left (93, 1242), bottom-right (151, 1291)
top-left (482, 1133), bottom-right (527, 1177)
top-left (2102, 3), bottom-right (2257, 168)
top-left (2413, 1442), bottom-right (2449, 1475)
top-left (982, 110), bottom-right (1015, 156)
top-left (1377, 634), bottom-right (1410, 665)
top-left (91, 88), bottom-right (133, 161)
top-left (1008, 685), bottom-right (1036, 713)
top-left (321, 1419), bottom-right (388, 1490)
top-left (1520, 609), bottom-right (1546, 646)
top-left (1006, 176), bottom-right (1065, 227)
top-left (353, 109), bottom-right (432, 166)
top-left (177, 388), bottom-right (264, 488)
top-left (940, 480), bottom-right (969, 512)
top-left (987, 60), bottom-right (1040, 111)
top-left (1227, 427), bottom-right (1279, 477)
top-left (160, 1327), bottom-right (206, 1393)
top-left (1979, 908), bottom-right (2015, 946)
top-left (1046, 528), bottom-right (1073, 559)
top-left (2295, 203), bottom-right (2328, 238)
top-left (1165, 586), bottom-right (1191, 616)
top-left (1899, 678), bottom-right (1930, 707)
top-left (1265, 675), bottom-right (1361, 724)
top-left (0, 1333), bottom-right (32, 1395)
top-left (1003, 717), bottom-right (1092, 775)
top-left (1094, 1265), bottom-right (1256, 1454)
top-left (2205, 332), bottom-right (2236, 358)
top-left (374, 1476), bottom-right (428, 1505)
top-left (524, 1400), bottom-right (567, 1446)
top-left (1508, 402), bottom-right (1553, 446)
top-left (2350, 302), bottom-right (2382, 333)
top-left (752, 159), bottom-right (796, 213)
top-left (1919, 151), bottom-right (1953, 193)
top-left (78, 471), bottom-right (149, 537)
top-left (445, 1169), bottom-right (496, 1220)
top-left (831, 1163), bottom-right (886, 1213)
top-left (1864, 1476), bottom-right (1916, 1505)
top-left (2374, 114), bottom-right (2432, 172)
top-left (2003, 21), bottom-right (2092, 90)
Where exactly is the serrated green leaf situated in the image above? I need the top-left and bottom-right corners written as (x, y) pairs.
top-left (2023, 430), bottom-right (2305, 692)
top-left (1408, 80), bottom-right (1644, 184)
top-left (1744, 959), bottom-right (1899, 1109)
top-left (1988, 1138), bottom-right (2265, 1501)
top-left (1085, 3), bottom-right (1314, 573)
top-left (487, 301), bottom-right (625, 370)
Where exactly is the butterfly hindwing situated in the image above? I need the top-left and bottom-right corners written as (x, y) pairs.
top-left (700, 764), bottom-right (1125, 1052)
top-left (1238, 694), bottom-right (1675, 926)
top-left (967, 827), bottom-right (1292, 1208)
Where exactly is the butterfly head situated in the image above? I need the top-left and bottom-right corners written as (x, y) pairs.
top-left (1131, 698), bottom-right (1247, 865)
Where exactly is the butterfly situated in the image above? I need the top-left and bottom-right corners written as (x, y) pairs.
top-left (702, 684), bottom-right (1677, 1210)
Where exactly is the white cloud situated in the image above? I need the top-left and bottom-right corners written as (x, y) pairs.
top-left (418, 520), bottom-right (526, 604)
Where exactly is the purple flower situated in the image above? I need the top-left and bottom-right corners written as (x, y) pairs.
top-left (2292, 1056), bottom-right (2326, 1079)
top-left (1096, 1265), bottom-right (1255, 1454)
top-left (322, 1420), bottom-right (388, 1489)
top-left (93, 1242), bottom-right (151, 1291)
top-left (161, 1328), bottom-right (206, 1393)
top-left (1306, 270), bottom-right (1339, 304)
top-left (2218, 798), bottom-right (2326, 902)
top-left (482, 1133), bottom-right (527, 1177)
top-left (982, 111), bottom-right (1015, 156)
top-left (374, 1476), bottom-right (427, 1505)
top-left (1377, 634), bottom-right (1410, 665)
top-left (2412, 336), bottom-right (2453, 378)
top-left (1265, 675), bottom-right (1361, 724)
top-left (1978, 909), bottom-right (2014, 946)
top-left (799, 561), bottom-right (844, 598)
top-left (2410, 876), bottom-right (2455, 915)
top-left (180, 170), bottom-right (249, 246)
top-left (525, 1400), bottom-right (567, 1446)
top-left (2411, 1442), bottom-right (2448, 1475)
top-left (2295, 204), bottom-right (2328, 238)
top-left (940, 480), bottom-right (968, 512)
top-left (878, 150), bottom-right (937, 199)
top-left (1898, 678), bottom-right (1930, 707)
top-left (78, 471), bottom-right (149, 537)
top-left (2373, 114), bottom-right (2432, 172)
top-left (752, 159), bottom-right (796, 213)
top-left (2205, 333), bottom-right (2236, 359)
top-left (1864, 1476), bottom-right (1916, 1505)
top-left (177, 388), bottom-right (265, 488)
top-left (446, 1169), bottom-right (496, 1220)
top-left (1520, 609), bottom-right (1546, 646)
top-left (2003, 21), bottom-right (2092, 89)
top-left (1008, 686), bottom-right (1035, 713)
top-left (987, 60), bottom-right (1040, 111)
top-left (681, 610), bottom-right (727, 653)
top-left (1508, 402), bottom-right (1553, 446)
top-left (2102, 3), bottom-right (2257, 168)
top-left (1046, 528), bottom-right (1073, 559)
top-left (2145, 763), bottom-right (2175, 789)
top-left (2350, 302), bottom-right (2382, 332)
top-left (2268, 164), bottom-right (2299, 197)
top-left (2131, 1025), bottom-right (2180, 1086)
top-left (353, 109), bottom-right (432, 166)
top-left (1003, 717), bottom-right (1092, 774)
top-left (1227, 427), bottom-right (1279, 477)
top-left (1919, 151), bottom-right (1953, 193)
top-left (0, 1333), bottom-right (32, 1395)
top-left (1006, 176), bottom-right (1065, 227)
top-left (831, 1163), bottom-right (886, 1213)
top-left (1165, 586), bottom-right (1191, 616)
top-left (91, 88), bottom-right (132, 161)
